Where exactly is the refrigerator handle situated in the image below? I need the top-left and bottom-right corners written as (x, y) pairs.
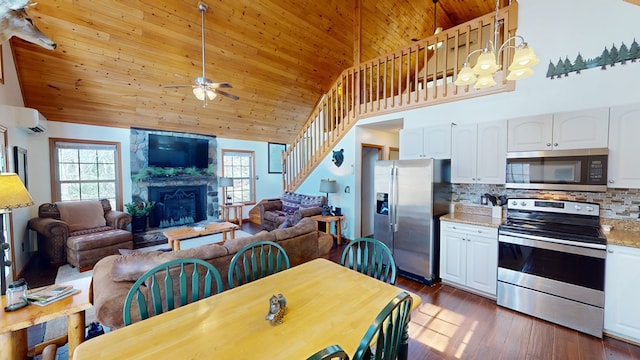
top-left (390, 166), bottom-right (398, 232)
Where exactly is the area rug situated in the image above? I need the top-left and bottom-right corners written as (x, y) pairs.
top-left (43, 229), bottom-right (251, 341)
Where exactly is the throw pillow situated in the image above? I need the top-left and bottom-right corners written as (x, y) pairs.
top-left (279, 219), bottom-right (292, 229)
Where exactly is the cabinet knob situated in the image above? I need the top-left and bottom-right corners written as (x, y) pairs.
top-left (609, 179), bottom-right (615, 183)
top-left (554, 143), bottom-right (559, 147)
top-left (608, 250), bottom-right (613, 253)
top-left (546, 143), bottom-right (552, 147)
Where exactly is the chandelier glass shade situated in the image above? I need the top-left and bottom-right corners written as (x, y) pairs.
top-left (454, 0), bottom-right (539, 90)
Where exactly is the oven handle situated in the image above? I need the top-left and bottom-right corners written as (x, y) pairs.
top-left (499, 233), bottom-right (607, 258)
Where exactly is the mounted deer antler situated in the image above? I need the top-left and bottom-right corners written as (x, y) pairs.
top-left (0, 0), bottom-right (56, 50)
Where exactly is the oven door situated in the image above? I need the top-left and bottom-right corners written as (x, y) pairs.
top-left (498, 233), bottom-right (606, 307)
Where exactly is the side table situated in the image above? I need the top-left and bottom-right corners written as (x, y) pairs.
top-left (220, 203), bottom-right (244, 226)
top-left (311, 215), bottom-right (345, 245)
top-left (0, 276), bottom-right (92, 360)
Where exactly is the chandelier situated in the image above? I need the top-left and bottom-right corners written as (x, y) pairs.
top-left (454, 0), bottom-right (539, 89)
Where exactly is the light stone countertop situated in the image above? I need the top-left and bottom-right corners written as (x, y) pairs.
top-left (440, 212), bottom-right (504, 229)
top-left (603, 228), bottom-right (640, 248)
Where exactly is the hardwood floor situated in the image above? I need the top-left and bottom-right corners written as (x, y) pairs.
top-left (324, 244), bottom-right (640, 360)
top-left (21, 221), bottom-right (640, 359)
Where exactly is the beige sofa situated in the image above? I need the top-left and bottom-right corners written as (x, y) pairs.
top-left (28, 199), bottom-right (133, 270)
top-left (92, 217), bottom-right (333, 329)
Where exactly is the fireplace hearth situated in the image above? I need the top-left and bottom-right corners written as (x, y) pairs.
top-left (149, 185), bottom-right (207, 228)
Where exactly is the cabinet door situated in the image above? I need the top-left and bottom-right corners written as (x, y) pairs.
top-left (608, 104), bottom-right (640, 188)
top-left (466, 233), bottom-right (498, 296)
top-left (552, 108), bottom-right (609, 150)
top-left (507, 115), bottom-right (553, 151)
top-left (440, 228), bottom-right (466, 285)
top-left (604, 245), bottom-right (640, 343)
top-left (476, 121), bottom-right (507, 184)
top-left (423, 124), bottom-right (451, 159)
top-left (399, 128), bottom-right (425, 159)
top-left (451, 123), bottom-right (477, 183)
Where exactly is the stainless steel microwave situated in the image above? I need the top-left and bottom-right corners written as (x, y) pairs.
top-left (505, 148), bottom-right (608, 192)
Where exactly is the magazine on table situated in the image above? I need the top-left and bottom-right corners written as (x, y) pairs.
top-left (26, 284), bottom-right (80, 306)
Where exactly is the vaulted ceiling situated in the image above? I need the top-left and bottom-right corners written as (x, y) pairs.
top-left (10, 0), bottom-right (501, 144)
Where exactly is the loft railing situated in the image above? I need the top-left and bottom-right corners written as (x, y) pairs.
top-left (283, 2), bottom-right (518, 191)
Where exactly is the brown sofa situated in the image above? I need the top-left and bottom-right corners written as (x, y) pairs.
top-left (28, 199), bottom-right (133, 270)
top-left (259, 191), bottom-right (326, 231)
top-left (92, 217), bottom-right (333, 329)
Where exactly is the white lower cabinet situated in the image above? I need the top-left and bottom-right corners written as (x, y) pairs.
top-left (604, 244), bottom-right (640, 343)
top-left (440, 221), bottom-right (498, 297)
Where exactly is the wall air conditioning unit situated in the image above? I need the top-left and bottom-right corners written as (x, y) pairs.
top-left (14, 107), bottom-right (48, 134)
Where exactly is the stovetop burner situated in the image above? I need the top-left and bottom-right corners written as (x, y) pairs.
top-left (499, 219), bottom-right (606, 245)
top-left (499, 198), bottom-right (607, 246)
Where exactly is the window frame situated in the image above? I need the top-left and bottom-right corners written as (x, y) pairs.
top-left (221, 149), bottom-right (256, 205)
top-left (49, 138), bottom-right (124, 210)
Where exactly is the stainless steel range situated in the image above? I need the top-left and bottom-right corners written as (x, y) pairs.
top-left (497, 198), bottom-right (606, 338)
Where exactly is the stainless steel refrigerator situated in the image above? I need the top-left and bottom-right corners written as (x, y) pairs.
top-left (373, 159), bottom-right (451, 284)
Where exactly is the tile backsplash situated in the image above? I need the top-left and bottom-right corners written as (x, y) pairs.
top-left (452, 184), bottom-right (640, 220)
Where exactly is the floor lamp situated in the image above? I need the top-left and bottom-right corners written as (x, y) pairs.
top-left (0, 173), bottom-right (34, 295)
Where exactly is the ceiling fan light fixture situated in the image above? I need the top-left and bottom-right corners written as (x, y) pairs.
top-left (193, 87), bottom-right (206, 101)
top-left (206, 89), bottom-right (217, 100)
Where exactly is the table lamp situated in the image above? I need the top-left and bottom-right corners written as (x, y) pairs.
top-left (319, 179), bottom-right (338, 214)
top-left (0, 173), bottom-right (34, 295)
top-left (220, 177), bottom-right (234, 205)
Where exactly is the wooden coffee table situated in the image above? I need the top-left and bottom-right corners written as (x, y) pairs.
top-left (163, 222), bottom-right (239, 251)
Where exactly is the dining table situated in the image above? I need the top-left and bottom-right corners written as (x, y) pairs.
top-left (73, 258), bottom-right (421, 359)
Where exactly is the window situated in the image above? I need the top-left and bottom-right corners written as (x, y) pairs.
top-left (222, 150), bottom-right (255, 204)
top-left (50, 138), bottom-right (123, 208)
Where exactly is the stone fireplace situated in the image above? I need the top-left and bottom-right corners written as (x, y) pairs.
top-left (130, 128), bottom-right (220, 230)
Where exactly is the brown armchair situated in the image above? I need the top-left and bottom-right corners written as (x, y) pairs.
top-left (28, 199), bottom-right (133, 270)
top-left (259, 192), bottom-right (326, 231)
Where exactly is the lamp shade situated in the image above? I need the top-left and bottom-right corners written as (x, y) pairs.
top-left (472, 50), bottom-right (500, 75)
top-left (0, 173), bottom-right (34, 212)
top-left (219, 177), bottom-right (234, 187)
top-left (319, 179), bottom-right (338, 194)
top-left (454, 65), bottom-right (477, 86)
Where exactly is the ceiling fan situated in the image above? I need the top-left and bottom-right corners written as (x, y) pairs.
top-left (164, 2), bottom-right (239, 107)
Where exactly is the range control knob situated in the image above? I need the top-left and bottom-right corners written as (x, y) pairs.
top-left (520, 201), bottom-right (527, 206)
top-left (585, 206), bottom-right (594, 212)
top-left (574, 205), bottom-right (582, 211)
top-left (511, 200), bottom-right (518, 206)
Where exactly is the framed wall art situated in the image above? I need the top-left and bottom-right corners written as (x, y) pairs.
top-left (13, 146), bottom-right (28, 189)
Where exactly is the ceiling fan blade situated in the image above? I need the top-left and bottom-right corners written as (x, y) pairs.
top-left (215, 89), bottom-right (239, 101)
top-left (164, 84), bottom-right (194, 89)
top-left (210, 82), bottom-right (233, 89)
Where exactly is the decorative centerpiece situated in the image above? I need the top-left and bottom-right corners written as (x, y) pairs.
top-left (125, 200), bottom-right (155, 233)
top-left (265, 293), bottom-right (287, 325)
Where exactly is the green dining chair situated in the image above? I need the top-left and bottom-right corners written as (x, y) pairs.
top-left (123, 258), bottom-right (223, 326)
top-left (228, 241), bottom-right (291, 289)
top-left (307, 344), bottom-right (350, 360)
top-left (353, 291), bottom-right (413, 360)
top-left (340, 238), bottom-right (397, 285)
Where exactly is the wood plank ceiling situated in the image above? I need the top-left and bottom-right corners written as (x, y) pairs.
top-left (10, 0), bottom-right (500, 144)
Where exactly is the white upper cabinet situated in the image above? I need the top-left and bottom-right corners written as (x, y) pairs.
top-left (553, 108), bottom-right (609, 150)
top-left (507, 114), bottom-right (553, 152)
top-left (608, 103), bottom-right (640, 188)
top-left (452, 121), bottom-right (507, 184)
top-left (399, 124), bottom-right (451, 160)
top-left (507, 108), bottom-right (609, 152)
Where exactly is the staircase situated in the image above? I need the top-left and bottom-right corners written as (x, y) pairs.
top-left (283, 2), bottom-right (519, 191)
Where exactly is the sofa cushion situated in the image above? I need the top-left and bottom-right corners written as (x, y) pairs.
top-left (57, 201), bottom-right (106, 232)
top-left (281, 191), bottom-right (301, 214)
top-left (299, 194), bottom-right (325, 209)
top-left (111, 243), bottom-right (229, 282)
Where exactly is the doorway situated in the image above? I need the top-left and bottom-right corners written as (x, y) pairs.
top-left (361, 145), bottom-right (382, 238)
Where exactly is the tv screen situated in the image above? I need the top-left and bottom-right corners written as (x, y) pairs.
top-left (148, 134), bottom-right (209, 169)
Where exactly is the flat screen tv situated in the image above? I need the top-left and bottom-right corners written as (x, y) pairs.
top-left (148, 134), bottom-right (209, 169)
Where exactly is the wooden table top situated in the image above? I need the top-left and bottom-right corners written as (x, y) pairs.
top-left (311, 215), bottom-right (344, 222)
top-left (73, 259), bottom-right (421, 359)
top-left (0, 277), bottom-right (92, 333)
top-left (162, 221), bottom-right (238, 241)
